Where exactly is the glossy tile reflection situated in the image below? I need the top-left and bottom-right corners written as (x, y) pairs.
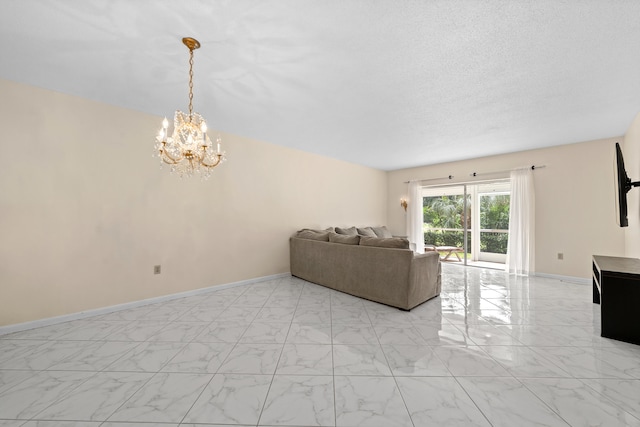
top-left (1, 264), bottom-right (639, 426)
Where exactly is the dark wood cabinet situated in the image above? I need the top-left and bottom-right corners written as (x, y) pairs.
top-left (592, 255), bottom-right (640, 345)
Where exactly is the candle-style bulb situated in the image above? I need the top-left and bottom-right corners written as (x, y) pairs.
top-left (162, 117), bottom-right (168, 129)
top-left (201, 123), bottom-right (208, 143)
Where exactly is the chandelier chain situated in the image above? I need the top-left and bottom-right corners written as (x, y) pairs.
top-left (188, 47), bottom-right (194, 119)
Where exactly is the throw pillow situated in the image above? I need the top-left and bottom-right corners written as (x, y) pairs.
top-left (371, 226), bottom-right (393, 238)
top-left (329, 232), bottom-right (360, 245)
top-left (296, 229), bottom-right (330, 241)
top-left (356, 227), bottom-right (377, 237)
top-left (335, 226), bottom-right (357, 236)
top-left (359, 236), bottom-right (410, 249)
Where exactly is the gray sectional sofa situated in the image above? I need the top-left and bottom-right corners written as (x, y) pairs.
top-left (290, 227), bottom-right (441, 310)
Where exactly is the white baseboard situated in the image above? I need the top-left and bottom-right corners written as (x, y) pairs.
top-left (533, 272), bottom-right (590, 285)
top-left (0, 273), bottom-right (291, 336)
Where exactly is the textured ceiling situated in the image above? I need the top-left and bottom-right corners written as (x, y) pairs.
top-left (1, 0), bottom-right (639, 170)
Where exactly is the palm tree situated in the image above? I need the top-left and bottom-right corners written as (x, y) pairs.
top-left (423, 195), bottom-right (469, 229)
top-left (423, 195), bottom-right (471, 248)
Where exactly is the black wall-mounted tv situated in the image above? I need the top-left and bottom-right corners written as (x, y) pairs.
top-left (615, 142), bottom-right (640, 227)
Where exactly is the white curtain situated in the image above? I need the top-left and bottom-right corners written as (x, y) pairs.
top-left (406, 181), bottom-right (425, 254)
top-left (506, 167), bottom-right (535, 275)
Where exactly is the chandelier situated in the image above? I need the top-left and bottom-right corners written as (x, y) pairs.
top-left (155, 37), bottom-right (226, 178)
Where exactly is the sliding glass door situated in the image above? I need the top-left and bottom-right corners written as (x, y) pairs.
top-left (422, 180), bottom-right (510, 266)
top-left (473, 181), bottom-right (510, 264)
top-left (422, 185), bottom-right (470, 262)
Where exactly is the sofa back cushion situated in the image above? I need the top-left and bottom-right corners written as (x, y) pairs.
top-left (357, 227), bottom-right (377, 237)
top-left (371, 226), bottom-right (393, 238)
top-left (296, 229), bottom-right (330, 241)
top-left (359, 236), bottom-right (410, 249)
top-left (329, 232), bottom-right (360, 245)
top-left (335, 226), bottom-right (358, 235)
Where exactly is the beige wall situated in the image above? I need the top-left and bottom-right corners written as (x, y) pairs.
top-left (0, 78), bottom-right (387, 326)
top-left (624, 112), bottom-right (640, 257)
top-left (387, 138), bottom-right (626, 279)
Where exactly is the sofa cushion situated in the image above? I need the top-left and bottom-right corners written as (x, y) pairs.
top-left (372, 226), bottom-right (393, 238)
top-left (359, 236), bottom-right (410, 249)
top-left (296, 229), bottom-right (330, 241)
top-left (335, 226), bottom-right (357, 235)
top-left (329, 232), bottom-right (360, 245)
top-left (357, 227), bottom-right (377, 237)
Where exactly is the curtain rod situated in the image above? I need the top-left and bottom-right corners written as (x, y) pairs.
top-left (404, 165), bottom-right (545, 184)
top-left (404, 175), bottom-right (454, 184)
top-left (469, 164), bottom-right (545, 177)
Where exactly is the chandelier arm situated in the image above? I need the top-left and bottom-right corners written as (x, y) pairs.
top-left (160, 146), bottom-right (183, 164)
top-left (200, 154), bottom-right (223, 168)
top-left (161, 157), bottom-right (179, 165)
top-left (197, 145), bottom-right (215, 165)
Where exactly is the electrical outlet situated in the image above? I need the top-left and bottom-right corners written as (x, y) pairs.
top-left (557, 253), bottom-right (563, 260)
top-left (154, 265), bottom-right (161, 274)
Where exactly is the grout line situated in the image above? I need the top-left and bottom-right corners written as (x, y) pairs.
top-left (180, 278), bottom-right (281, 426)
top-left (330, 283), bottom-right (337, 427)
top-left (255, 276), bottom-right (301, 426)
top-left (370, 309), bottom-right (417, 427)
top-left (450, 375), bottom-right (496, 427)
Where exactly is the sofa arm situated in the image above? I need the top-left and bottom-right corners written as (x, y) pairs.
top-left (407, 251), bottom-right (441, 309)
top-left (413, 251), bottom-right (439, 260)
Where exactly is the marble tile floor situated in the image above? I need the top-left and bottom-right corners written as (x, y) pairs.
top-left (1, 264), bottom-right (640, 426)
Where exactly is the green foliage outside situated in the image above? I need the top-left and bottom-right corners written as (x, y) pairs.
top-left (424, 230), bottom-right (471, 250)
top-left (423, 195), bottom-right (469, 229)
top-left (480, 194), bottom-right (510, 229)
top-left (481, 232), bottom-right (509, 254)
top-left (423, 195), bottom-right (469, 249)
top-left (422, 194), bottom-right (510, 254)
top-left (479, 194), bottom-right (510, 254)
